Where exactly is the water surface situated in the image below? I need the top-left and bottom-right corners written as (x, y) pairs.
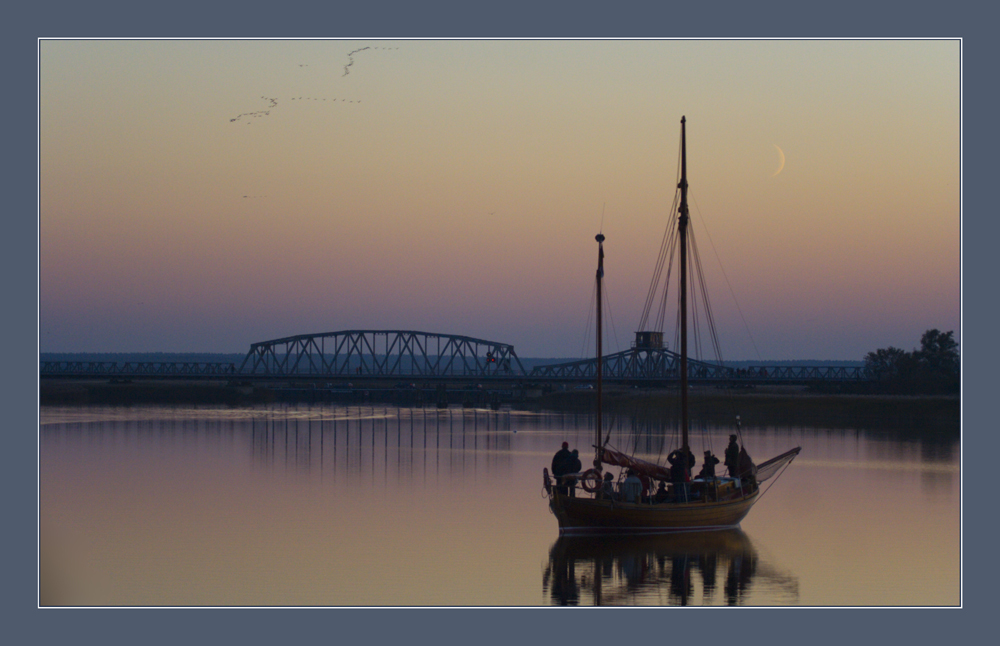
top-left (38, 403), bottom-right (960, 606)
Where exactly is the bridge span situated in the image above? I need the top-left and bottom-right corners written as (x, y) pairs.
top-left (40, 329), bottom-right (868, 385)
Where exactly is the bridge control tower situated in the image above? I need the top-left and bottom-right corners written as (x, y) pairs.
top-left (634, 331), bottom-right (664, 350)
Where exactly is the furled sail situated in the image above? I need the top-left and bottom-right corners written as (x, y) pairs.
top-left (599, 445), bottom-right (800, 483)
top-left (754, 447), bottom-right (801, 483)
top-left (598, 446), bottom-right (672, 481)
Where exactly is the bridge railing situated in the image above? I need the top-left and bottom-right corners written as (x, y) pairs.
top-left (530, 348), bottom-right (868, 382)
top-left (731, 365), bottom-right (867, 381)
top-left (40, 361), bottom-right (238, 377)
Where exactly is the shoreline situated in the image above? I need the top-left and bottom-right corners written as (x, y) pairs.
top-left (532, 387), bottom-right (960, 439)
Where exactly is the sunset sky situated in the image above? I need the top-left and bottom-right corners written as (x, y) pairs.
top-left (38, 39), bottom-right (960, 360)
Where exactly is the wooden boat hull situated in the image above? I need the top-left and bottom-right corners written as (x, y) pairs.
top-left (549, 490), bottom-right (760, 536)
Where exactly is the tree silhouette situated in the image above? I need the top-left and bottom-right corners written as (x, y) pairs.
top-left (864, 329), bottom-right (959, 394)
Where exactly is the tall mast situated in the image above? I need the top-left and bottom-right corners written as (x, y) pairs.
top-left (595, 233), bottom-right (605, 465)
top-left (678, 116), bottom-right (690, 468)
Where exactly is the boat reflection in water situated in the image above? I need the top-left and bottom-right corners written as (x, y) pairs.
top-left (543, 529), bottom-right (798, 606)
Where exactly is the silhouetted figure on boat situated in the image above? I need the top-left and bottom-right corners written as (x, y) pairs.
top-left (698, 450), bottom-right (720, 479)
top-left (567, 449), bottom-right (583, 496)
top-left (668, 448), bottom-right (695, 476)
top-left (622, 470), bottom-right (643, 503)
top-left (724, 435), bottom-right (740, 477)
top-left (737, 446), bottom-right (757, 488)
top-left (552, 442), bottom-right (573, 495)
top-left (668, 449), bottom-right (694, 502)
top-left (638, 472), bottom-right (651, 502)
top-left (552, 442), bottom-right (572, 473)
top-left (600, 472), bottom-right (616, 500)
top-left (654, 480), bottom-right (669, 503)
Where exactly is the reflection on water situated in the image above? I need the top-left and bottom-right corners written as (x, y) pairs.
top-left (38, 403), bottom-right (959, 606)
top-left (543, 529), bottom-right (798, 606)
top-left (245, 405), bottom-right (516, 480)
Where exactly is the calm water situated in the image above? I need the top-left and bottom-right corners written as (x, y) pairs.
top-left (38, 403), bottom-right (960, 606)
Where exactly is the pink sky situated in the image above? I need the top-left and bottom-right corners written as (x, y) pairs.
top-left (39, 39), bottom-right (960, 360)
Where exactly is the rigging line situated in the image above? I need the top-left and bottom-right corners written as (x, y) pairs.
top-left (690, 211), bottom-right (726, 364)
top-left (690, 234), bottom-right (704, 362)
top-left (688, 197), bottom-right (751, 429)
top-left (603, 281), bottom-right (622, 357)
top-left (653, 220), bottom-right (680, 333)
top-left (638, 190), bottom-right (681, 331)
top-left (689, 228), bottom-right (725, 365)
top-left (690, 191), bottom-right (764, 363)
top-left (638, 130), bottom-right (683, 333)
top-left (579, 278), bottom-right (598, 361)
top-left (687, 243), bottom-right (704, 363)
top-left (757, 458), bottom-right (795, 501)
top-left (638, 218), bottom-right (669, 330)
top-left (671, 291), bottom-right (681, 361)
top-left (625, 410), bottom-right (637, 458)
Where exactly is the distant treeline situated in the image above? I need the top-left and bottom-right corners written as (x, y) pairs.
top-left (859, 329), bottom-right (959, 395)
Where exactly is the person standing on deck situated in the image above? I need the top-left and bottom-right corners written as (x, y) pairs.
top-left (698, 450), bottom-right (720, 479)
top-left (668, 448), bottom-right (695, 478)
top-left (551, 442), bottom-right (573, 495)
top-left (724, 435), bottom-right (740, 477)
top-left (567, 449), bottom-right (583, 497)
top-left (668, 450), bottom-right (690, 502)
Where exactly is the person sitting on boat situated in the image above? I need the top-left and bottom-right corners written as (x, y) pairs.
top-left (635, 471), bottom-right (651, 501)
top-left (551, 442), bottom-right (573, 495)
top-left (724, 434), bottom-right (740, 477)
top-left (621, 469), bottom-right (643, 503)
top-left (698, 450), bottom-right (720, 479)
top-left (600, 472), bottom-right (616, 500)
top-left (654, 480), bottom-right (669, 503)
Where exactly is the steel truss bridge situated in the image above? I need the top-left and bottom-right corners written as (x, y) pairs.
top-left (238, 330), bottom-right (525, 379)
top-left (40, 329), bottom-right (868, 384)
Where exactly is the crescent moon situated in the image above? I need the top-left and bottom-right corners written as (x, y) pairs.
top-left (771, 144), bottom-right (786, 177)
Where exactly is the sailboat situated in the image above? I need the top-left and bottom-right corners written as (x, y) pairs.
top-left (544, 116), bottom-right (800, 535)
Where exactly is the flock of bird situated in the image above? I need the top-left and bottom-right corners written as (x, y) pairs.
top-left (229, 46), bottom-right (397, 124)
top-left (233, 46), bottom-right (399, 197)
top-left (229, 96), bottom-right (279, 124)
top-left (342, 45), bottom-right (398, 76)
top-left (289, 97), bottom-right (361, 103)
top-left (229, 94), bottom-right (363, 124)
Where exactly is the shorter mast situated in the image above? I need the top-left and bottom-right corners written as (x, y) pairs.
top-left (595, 233), bottom-right (605, 467)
